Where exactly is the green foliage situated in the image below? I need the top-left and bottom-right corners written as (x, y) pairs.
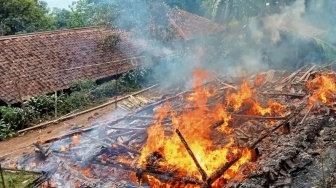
top-left (92, 80), bottom-right (117, 99)
top-left (202, 0), bottom-right (274, 23)
top-left (100, 34), bottom-right (121, 50)
top-left (51, 0), bottom-right (117, 29)
top-left (0, 106), bottom-right (26, 130)
top-left (163, 0), bottom-right (204, 15)
top-left (70, 79), bottom-right (97, 92)
top-left (1, 170), bottom-right (37, 187)
top-left (313, 37), bottom-right (336, 60)
top-left (0, 67), bottom-right (155, 139)
top-left (23, 95), bottom-right (55, 117)
top-left (0, 120), bottom-right (15, 141)
top-left (0, 0), bottom-right (54, 35)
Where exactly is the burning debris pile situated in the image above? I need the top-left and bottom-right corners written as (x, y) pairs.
top-left (2, 65), bottom-right (336, 187)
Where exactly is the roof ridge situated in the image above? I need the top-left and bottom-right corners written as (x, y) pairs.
top-left (0, 26), bottom-right (109, 41)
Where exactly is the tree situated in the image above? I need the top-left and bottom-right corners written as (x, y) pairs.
top-left (162, 0), bottom-right (204, 15)
top-left (0, 0), bottom-right (54, 35)
top-left (51, 0), bottom-right (117, 29)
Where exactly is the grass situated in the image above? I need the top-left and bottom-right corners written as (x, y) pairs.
top-left (0, 170), bottom-right (38, 188)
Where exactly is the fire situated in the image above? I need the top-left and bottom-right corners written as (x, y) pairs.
top-left (307, 74), bottom-right (336, 105)
top-left (246, 99), bottom-right (285, 116)
top-left (139, 69), bottom-right (277, 187)
top-left (226, 81), bottom-right (253, 111)
top-left (30, 162), bottom-right (36, 168)
top-left (60, 145), bottom-right (67, 151)
top-left (254, 74), bottom-right (265, 86)
top-left (117, 156), bottom-right (133, 163)
top-left (138, 69), bottom-right (287, 186)
top-left (223, 148), bottom-right (253, 179)
top-left (8, 162), bottom-right (17, 169)
top-left (227, 81), bottom-right (285, 116)
top-left (41, 180), bottom-right (57, 188)
top-left (70, 134), bottom-right (81, 147)
top-left (81, 168), bottom-right (91, 177)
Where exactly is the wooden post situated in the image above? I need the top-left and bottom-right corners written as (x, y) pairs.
top-left (54, 91), bottom-right (58, 118)
top-left (0, 164), bottom-right (6, 188)
top-left (14, 80), bottom-right (22, 103)
top-left (115, 66), bottom-right (119, 109)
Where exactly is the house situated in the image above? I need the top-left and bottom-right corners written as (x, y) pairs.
top-left (0, 27), bottom-right (148, 104)
top-left (0, 9), bottom-right (226, 104)
top-left (168, 8), bottom-right (225, 41)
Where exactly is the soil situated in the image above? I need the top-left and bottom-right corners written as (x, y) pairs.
top-left (0, 88), bottom-right (163, 161)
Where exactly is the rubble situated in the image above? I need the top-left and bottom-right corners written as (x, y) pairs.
top-left (1, 65), bottom-right (336, 187)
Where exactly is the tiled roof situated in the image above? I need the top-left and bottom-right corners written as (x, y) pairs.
top-left (0, 27), bottom-right (146, 104)
top-left (168, 8), bottom-right (226, 40)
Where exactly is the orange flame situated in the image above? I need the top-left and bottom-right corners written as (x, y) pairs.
top-left (41, 180), bottom-right (57, 188)
top-left (227, 81), bottom-right (285, 116)
top-left (60, 145), bottom-right (67, 151)
top-left (30, 162), bottom-right (36, 168)
top-left (254, 74), bottom-right (265, 86)
top-left (139, 69), bottom-right (287, 187)
top-left (226, 81), bottom-right (253, 111)
top-left (70, 134), bottom-right (81, 147)
top-left (81, 168), bottom-right (91, 177)
top-left (139, 70), bottom-right (269, 187)
top-left (8, 162), bottom-right (17, 169)
top-left (307, 74), bottom-right (336, 105)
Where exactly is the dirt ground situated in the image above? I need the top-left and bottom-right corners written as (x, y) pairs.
top-left (0, 89), bottom-right (161, 160)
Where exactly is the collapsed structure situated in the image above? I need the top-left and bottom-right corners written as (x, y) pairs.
top-left (1, 65), bottom-right (336, 187)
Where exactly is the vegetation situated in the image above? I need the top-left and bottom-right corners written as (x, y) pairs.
top-left (0, 0), bottom-right (54, 35)
top-left (100, 34), bottom-right (121, 50)
top-left (1, 0), bottom-right (336, 138)
top-left (0, 169), bottom-right (38, 188)
top-left (51, 0), bottom-right (117, 29)
top-left (0, 67), bottom-right (153, 140)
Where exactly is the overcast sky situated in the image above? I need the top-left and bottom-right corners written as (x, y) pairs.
top-left (44, 0), bottom-right (73, 9)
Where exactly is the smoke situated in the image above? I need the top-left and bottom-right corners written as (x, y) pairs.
top-left (262, 0), bottom-right (305, 44)
top-left (101, 0), bottom-right (332, 89)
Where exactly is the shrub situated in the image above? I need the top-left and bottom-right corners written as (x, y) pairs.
top-left (0, 68), bottom-right (157, 138)
top-left (92, 80), bottom-right (117, 99)
top-left (118, 66), bottom-right (154, 93)
top-left (65, 91), bottom-right (96, 110)
top-left (0, 106), bottom-right (26, 130)
top-left (70, 79), bottom-right (97, 92)
top-left (23, 95), bottom-right (55, 117)
top-left (0, 120), bottom-right (15, 141)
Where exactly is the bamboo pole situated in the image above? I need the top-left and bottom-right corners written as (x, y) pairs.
top-left (17, 84), bottom-right (158, 134)
top-left (0, 164), bottom-right (5, 188)
top-left (55, 91), bottom-right (58, 118)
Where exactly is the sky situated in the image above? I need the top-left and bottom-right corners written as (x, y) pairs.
top-left (43, 0), bottom-right (73, 9)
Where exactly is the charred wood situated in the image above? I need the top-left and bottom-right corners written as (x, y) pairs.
top-left (210, 120), bottom-right (225, 129)
top-left (124, 131), bottom-right (147, 145)
top-left (249, 102), bottom-right (307, 149)
top-left (135, 168), bottom-right (204, 186)
top-left (206, 155), bottom-right (241, 186)
top-left (263, 93), bottom-right (306, 98)
top-left (176, 129), bottom-right (208, 181)
top-left (299, 103), bottom-right (315, 125)
top-left (231, 114), bottom-right (287, 120)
